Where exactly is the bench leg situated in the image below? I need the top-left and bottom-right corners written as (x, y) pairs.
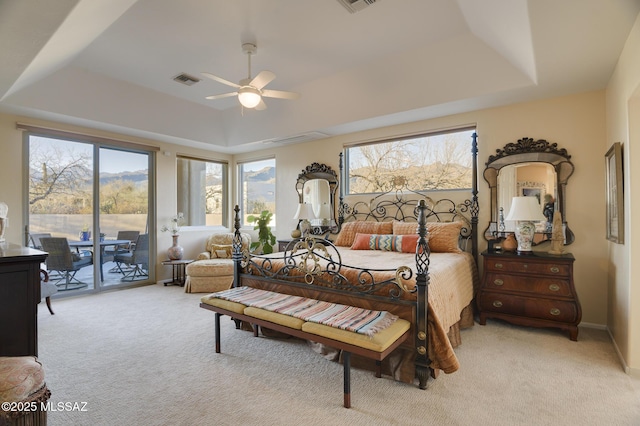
top-left (215, 313), bottom-right (222, 353)
top-left (252, 324), bottom-right (259, 337)
top-left (343, 351), bottom-right (351, 408)
top-left (375, 360), bottom-right (382, 378)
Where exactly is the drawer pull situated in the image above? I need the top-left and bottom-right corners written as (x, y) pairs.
top-left (494, 263), bottom-right (503, 269)
top-left (550, 308), bottom-right (561, 316)
top-left (493, 279), bottom-right (504, 286)
top-left (550, 267), bottom-right (560, 273)
top-left (492, 300), bottom-right (503, 308)
top-left (549, 284), bottom-right (560, 292)
top-left (523, 264), bottom-right (528, 269)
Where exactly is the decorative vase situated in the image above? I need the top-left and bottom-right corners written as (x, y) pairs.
top-left (502, 233), bottom-right (518, 252)
top-left (167, 234), bottom-right (184, 260)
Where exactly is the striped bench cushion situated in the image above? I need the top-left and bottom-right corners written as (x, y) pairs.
top-left (210, 286), bottom-right (399, 337)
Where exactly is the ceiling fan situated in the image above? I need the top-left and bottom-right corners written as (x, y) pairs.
top-left (202, 43), bottom-right (300, 110)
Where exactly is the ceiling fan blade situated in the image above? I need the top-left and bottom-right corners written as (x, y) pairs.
top-left (201, 72), bottom-right (240, 89)
top-left (205, 91), bottom-right (238, 100)
top-left (250, 70), bottom-right (276, 90)
top-left (262, 89), bottom-right (300, 100)
top-left (255, 98), bottom-right (267, 110)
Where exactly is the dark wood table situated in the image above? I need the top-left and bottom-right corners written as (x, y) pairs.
top-left (0, 243), bottom-right (48, 356)
top-left (162, 259), bottom-right (193, 287)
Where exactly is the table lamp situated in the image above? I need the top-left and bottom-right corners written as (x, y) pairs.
top-left (294, 203), bottom-right (316, 237)
top-left (505, 196), bottom-right (546, 253)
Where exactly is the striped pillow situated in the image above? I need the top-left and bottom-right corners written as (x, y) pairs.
top-left (350, 233), bottom-right (420, 253)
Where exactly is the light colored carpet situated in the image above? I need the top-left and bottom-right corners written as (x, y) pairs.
top-left (37, 283), bottom-right (640, 426)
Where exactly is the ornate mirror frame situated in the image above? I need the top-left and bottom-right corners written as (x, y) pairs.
top-left (295, 163), bottom-right (339, 234)
top-left (483, 137), bottom-right (575, 245)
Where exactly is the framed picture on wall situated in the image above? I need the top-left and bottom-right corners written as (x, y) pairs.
top-left (605, 142), bottom-right (624, 244)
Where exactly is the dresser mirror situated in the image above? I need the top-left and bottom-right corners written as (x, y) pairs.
top-left (295, 163), bottom-right (339, 234)
top-left (483, 137), bottom-right (575, 245)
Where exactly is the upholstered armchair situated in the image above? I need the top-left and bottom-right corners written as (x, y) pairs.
top-left (184, 232), bottom-right (250, 293)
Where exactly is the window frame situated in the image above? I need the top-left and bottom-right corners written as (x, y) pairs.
top-left (237, 157), bottom-right (276, 227)
top-left (344, 127), bottom-right (476, 195)
top-left (176, 155), bottom-right (228, 228)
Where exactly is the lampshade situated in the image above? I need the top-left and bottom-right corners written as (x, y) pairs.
top-left (293, 203), bottom-right (316, 220)
top-left (505, 197), bottom-right (546, 222)
top-left (238, 86), bottom-right (261, 108)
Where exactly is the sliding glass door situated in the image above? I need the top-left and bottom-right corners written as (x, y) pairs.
top-left (26, 133), bottom-right (154, 295)
top-left (98, 148), bottom-right (150, 287)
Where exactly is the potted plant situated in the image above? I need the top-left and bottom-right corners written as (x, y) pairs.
top-left (247, 210), bottom-right (276, 254)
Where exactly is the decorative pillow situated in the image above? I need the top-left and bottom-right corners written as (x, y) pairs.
top-left (392, 220), bottom-right (463, 253)
top-left (350, 233), bottom-right (421, 253)
top-left (334, 221), bottom-right (393, 247)
top-left (426, 221), bottom-right (464, 253)
top-left (392, 221), bottom-right (418, 235)
top-left (210, 244), bottom-right (232, 259)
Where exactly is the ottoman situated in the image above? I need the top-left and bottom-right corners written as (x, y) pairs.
top-left (0, 357), bottom-right (50, 426)
top-left (185, 259), bottom-right (234, 293)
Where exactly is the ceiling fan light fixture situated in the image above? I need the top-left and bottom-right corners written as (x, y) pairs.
top-left (238, 86), bottom-right (262, 108)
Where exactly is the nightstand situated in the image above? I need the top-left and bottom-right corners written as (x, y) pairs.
top-left (477, 250), bottom-right (582, 341)
top-left (277, 239), bottom-right (292, 252)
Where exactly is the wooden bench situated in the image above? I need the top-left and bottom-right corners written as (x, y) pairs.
top-left (200, 288), bottom-right (411, 408)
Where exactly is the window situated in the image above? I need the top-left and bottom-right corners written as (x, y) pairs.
top-left (238, 158), bottom-right (276, 226)
top-left (345, 128), bottom-right (475, 194)
top-left (177, 156), bottom-right (227, 227)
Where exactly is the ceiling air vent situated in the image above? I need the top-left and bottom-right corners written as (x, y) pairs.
top-left (336, 0), bottom-right (379, 13)
top-left (173, 73), bottom-right (200, 86)
top-left (262, 132), bottom-right (329, 145)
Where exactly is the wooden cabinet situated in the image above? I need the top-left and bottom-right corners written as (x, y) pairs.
top-left (0, 243), bottom-right (48, 356)
top-left (478, 250), bottom-right (581, 341)
top-left (277, 239), bottom-right (292, 252)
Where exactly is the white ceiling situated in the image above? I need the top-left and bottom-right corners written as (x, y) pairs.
top-left (1, 0), bottom-right (638, 153)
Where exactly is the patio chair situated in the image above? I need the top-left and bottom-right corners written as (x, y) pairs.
top-left (40, 237), bottom-right (93, 290)
top-left (29, 233), bottom-right (52, 250)
top-left (113, 233), bottom-right (149, 281)
top-left (104, 230), bottom-right (140, 272)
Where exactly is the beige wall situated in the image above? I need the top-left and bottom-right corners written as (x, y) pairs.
top-left (0, 87), bottom-right (617, 341)
top-left (606, 12), bottom-right (640, 374)
top-left (237, 90), bottom-right (609, 327)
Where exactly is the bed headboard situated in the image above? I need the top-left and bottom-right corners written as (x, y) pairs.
top-left (337, 133), bottom-right (479, 262)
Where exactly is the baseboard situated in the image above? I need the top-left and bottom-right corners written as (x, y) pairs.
top-left (605, 326), bottom-right (631, 374)
top-left (579, 322), bottom-right (607, 330)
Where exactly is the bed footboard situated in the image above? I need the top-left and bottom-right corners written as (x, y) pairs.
top-left (231, 202), bottom-right (432, 388)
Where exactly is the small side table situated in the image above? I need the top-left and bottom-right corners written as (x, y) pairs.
top-left (277, 239), bottom-right (293, 252)
top-left (162, 259), bottom-right (193, 287)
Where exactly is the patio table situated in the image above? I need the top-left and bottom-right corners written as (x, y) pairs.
top-left (69, 239), bottom-right (131, 282)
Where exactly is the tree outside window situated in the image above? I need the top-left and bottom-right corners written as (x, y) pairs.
top-left (346, 129), bottom-right (475, 194)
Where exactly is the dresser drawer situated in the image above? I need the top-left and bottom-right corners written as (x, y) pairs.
top-left (484, 273), bottom-right (573, 297)
top-left (478, 291), bottom-right (579, 323)
top-left (484, 259), bottom-right (570, 277)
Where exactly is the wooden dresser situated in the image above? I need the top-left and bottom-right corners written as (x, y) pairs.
top-left (478, 250), bottom-right (581, 341)
top-left (0, 243), bottom-right (48, 356)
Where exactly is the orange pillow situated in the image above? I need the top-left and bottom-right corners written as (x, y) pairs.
top-left (350, 233), bottom-right (420, 253)
top-left (392, 220), bottom-right (463, 253)
top-left (392, 221), bottom-right (418, 235)
top-left (334, 221), bottom-right (393, 247)
top-left (425, 221), bottom-right (463, 253)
